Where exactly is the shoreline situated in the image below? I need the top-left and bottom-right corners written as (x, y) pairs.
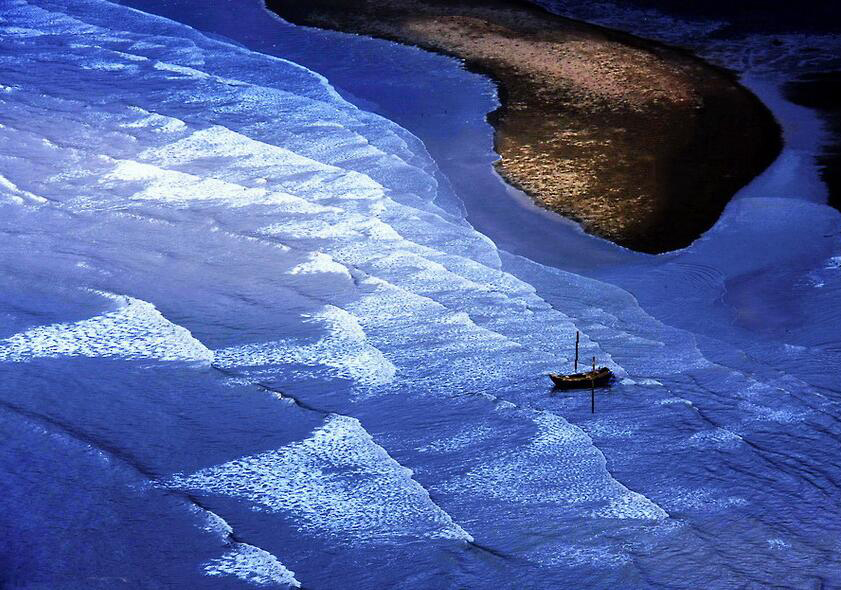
top-left (266, 0), bottom-right (782, 253)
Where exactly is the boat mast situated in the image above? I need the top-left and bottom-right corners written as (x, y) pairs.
top-left (574, 330), bottom-right (579, 372)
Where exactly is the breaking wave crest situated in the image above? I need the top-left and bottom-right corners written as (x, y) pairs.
top-left (195, 507), bottom-right (301, 588)
top-left (167, 414), bottom-right (473, 545)
top-left (0, 291), bottom-right (213, 364)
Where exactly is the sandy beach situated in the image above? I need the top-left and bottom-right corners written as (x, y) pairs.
top-left (268, 0), bottom-right (781, 253)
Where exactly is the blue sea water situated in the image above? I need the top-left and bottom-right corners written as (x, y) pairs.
top-left (1, 0), bottom-right (841, 588)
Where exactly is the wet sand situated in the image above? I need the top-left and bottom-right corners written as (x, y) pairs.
top-left (267, 0), bottom-right (781, 253)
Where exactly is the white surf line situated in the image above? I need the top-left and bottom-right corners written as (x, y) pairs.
top-left (0, 291), bottom-right (213, 365)
top-left (194, 507), bottom-right (301, 588)
top-left (0, 397), bottom-right (300, 588)
top-left (443, 382), bottom-right (669, 521)
top-left (166, 414), bottom-right (474, 546)
top-left (6, 0), bottom-right (424, 190)
top-left (213, 305), bottom-right (397, 389)
top-left (203, 371), bottom-right (502, 562)
top-left (0, 171), bottom-right (49, 205)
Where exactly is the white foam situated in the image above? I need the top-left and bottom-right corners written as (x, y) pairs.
top-left (584, 418), bottom-right (638, 439)
top-left (101, 160), bottom-right (266, 204)
top-left (592, 490), bottom-right (669, 520)
top-left (620, 377), bottom-right (663, 386)
top-left (418, 424), bottom-right (495, 453)
top-left (190, 505), bottom-right (300, 587)
top-left (112, 50), bottom-right (149, 63)
top-left (1, 26), bottom-right (46, 38)
top-left (664, 487), bottom-right (748, 512)
top-left (740, 401), bottom-right (806, 424)
top-left (444, 412), bottom-right (667, 520)
top-left (657, 398), bottom-right (694, 407)
top-left (195, 506), bottom-right (234, 539)
top-left (686, 428), bottom-right (742, 449)
top-left (153, 61), bottom-right (211, 80)
top-left (214, 305), bottom-right (396, 387)
top-left (289, 252), bottom-right (352, 278)
top-left (119, 110), bottom-right (186, 133)
top-left (136, 125), bottom-right (386, 203)
top-left (0, 291), bottom-right (213, 364)
top-left (167, 414), bottom-right (472, 544)
top-left (0, 173), bottom-right (47, 204)
top-left (527, 542), bottom-right (633, 569)
top-left (81, 60), bottom-right (133, 72)
top-left (204, 544), bottom-right (301, 588)
top-left (99, 154), bottom-right (344, 213)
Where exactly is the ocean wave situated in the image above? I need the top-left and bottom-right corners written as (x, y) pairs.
top-left (0, 291), bottom-right (213, 364)
top-left (194, 507), bottom-right (301, 588)
top-left (166, 414), bottom-right (473, 544)
top-left (0, 395), bottom-right (300, 588)
top-left (203, 544), bottom-right (300, 589)
top-left (214, 305), bottom-right (397, 387)
top-left (441, 410), bottom-right (667, 520)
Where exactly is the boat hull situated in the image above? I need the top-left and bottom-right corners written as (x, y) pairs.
top-left (549, 368), bottom-right (613, 390)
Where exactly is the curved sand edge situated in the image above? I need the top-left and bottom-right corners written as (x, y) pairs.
top-left (267, 0), bottom-right (781, 253)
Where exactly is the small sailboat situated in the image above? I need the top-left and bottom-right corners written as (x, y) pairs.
top-left (549, 331), bottom-right (613, 390)
top-left (549, 366), bottom-right (613, 389)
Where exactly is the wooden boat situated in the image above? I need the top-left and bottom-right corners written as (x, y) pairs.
top-left (549, 330), bottom-right (613, 390)
top-left (549, 367), bottom-right (613, 390)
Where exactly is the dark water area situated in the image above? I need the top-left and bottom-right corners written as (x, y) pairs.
top-left (785, 72), bottom-right (841, 211)
top-left (614, 0), bottom-right (841, 34)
